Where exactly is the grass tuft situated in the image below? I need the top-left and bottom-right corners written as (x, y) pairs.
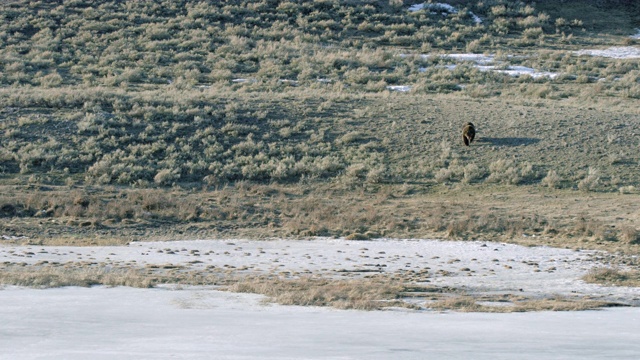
top-left (226, 276), bottom-right (410, 310)
top-left (583, 267), bottom-right (640, 287)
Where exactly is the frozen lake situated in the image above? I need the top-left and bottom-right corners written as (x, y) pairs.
top-left (1, 285), bottom-right (639, 360)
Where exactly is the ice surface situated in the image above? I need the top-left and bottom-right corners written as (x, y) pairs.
top-left (1, 286), bottom-right (639, 360)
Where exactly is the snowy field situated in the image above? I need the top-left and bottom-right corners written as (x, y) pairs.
top-left (574, 46), bottom-right (640, 59)
top-left (1, 238), bottom-right (640, 359)
top-left (2, 238), bottom-right (639, 303)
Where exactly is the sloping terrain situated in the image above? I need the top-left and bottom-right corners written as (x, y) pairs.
top-left (0, 0), bottom-right (638, 250)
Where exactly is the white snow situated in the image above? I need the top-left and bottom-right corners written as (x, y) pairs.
top-left (409, 3), bottom-right (455, 13)
top-left (231, 78), bottom-right (256, 83)
top-left (1, 234), bottom-right (28, 240)
top-left (440, 53), bottom-right (496, 64)
top-left (386, 85), bottom-right (412, 92)
top-left (408, 3), bottom-right (424, 12)
top-left (414, 53), bottom-right (560, 79)
top-left (631, 29), bottom-right (640, 40)
top-left (470, 11), bottom-right (482, 25)
top-left (574, 46), bottom-right (640, 59)
top-left (482, 65), bottom-right (560, 79)
top-left (2, 239), bottom-right (639, 303)
top-left (408, 3), bottom-right (481, 24)
top-left (1, 285), bottom-right (640, 359)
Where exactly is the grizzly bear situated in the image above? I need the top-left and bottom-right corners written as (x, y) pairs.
top-left (462, 122), bottom-right (475, 146)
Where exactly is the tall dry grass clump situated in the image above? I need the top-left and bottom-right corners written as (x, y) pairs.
top-left (428, 295), bottom-right (615, 312)
top-left (0, 263), bottom-right (226, 288)
top-left (578, 167), bottom-right (600, 192)
top-left (541, 170), bottom-right (561, 188)
top-left (583, 267), bottom-right (640, 287)
top-left (227, 276), bottom-right (409, 310)
top-left (0, 265), bottom-right (154, 288)
top-left (619, 226), bottom-right (640, 244)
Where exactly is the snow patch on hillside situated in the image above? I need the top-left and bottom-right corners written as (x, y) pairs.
top-left (432, 53), bottom-right (558, 78)
top-left (409, 2), bottom-right (482, 24)
top-left (386, 85), bottom-right (412, 92)
top-left (440, 53), bottom-right (495, 64)
top-left (389, 52), bottom-right (559, 91)
top-left (409, 2), bottom-right (457, 14)
top-left (479, 65), bottom-right (560, 79)
top-left (574, 46), bottom-right (640, 59)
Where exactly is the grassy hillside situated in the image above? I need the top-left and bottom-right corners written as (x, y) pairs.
top-left (0, 0), bottom-right (639, 249)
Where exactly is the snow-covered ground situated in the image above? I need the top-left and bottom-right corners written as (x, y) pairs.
top-left (430, 54), bottom-right (560, 79)
top-left (386, 85), bottom-right (412, 92)
top-left (408, 2), bottom-right (482, 24)
top-left (1, 285), bottom-right (640, 359)
top-left (389, 52), bottom-right (560, 91)
top-left (2, 238), bottom-right (639, 304)
top-left (463, 64), bottom-right (559, 79)
top-left (573, 46), bottom-right (640, 59)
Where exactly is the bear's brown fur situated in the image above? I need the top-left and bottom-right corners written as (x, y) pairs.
top-left (462, 122), bottom-right (475, 146)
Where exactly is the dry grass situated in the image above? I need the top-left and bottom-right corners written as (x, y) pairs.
top-left (0, 264), bottom-right (154, 288)
top-left (0, 263), bottom-right (225, 289)
top-left (428, 295), bottom-right (618, 312)
top-left (1, 262), bottom-right (631, 312)
top-left (513, 298), bottom-right (617, 312)
top-left (2, 182), bottom-right (640, 255)
top-left (226, 276), bottom-right (412, 310)
top-left (225, 277), bottom-right (625, 312)
top-left (619, 226), bottom-right (640, 245)
top-left (582, 267), bottom-right (640, 287)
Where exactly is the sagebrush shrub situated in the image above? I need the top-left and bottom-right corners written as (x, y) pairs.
top-left (541, 170), bottom-right (561, 188)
